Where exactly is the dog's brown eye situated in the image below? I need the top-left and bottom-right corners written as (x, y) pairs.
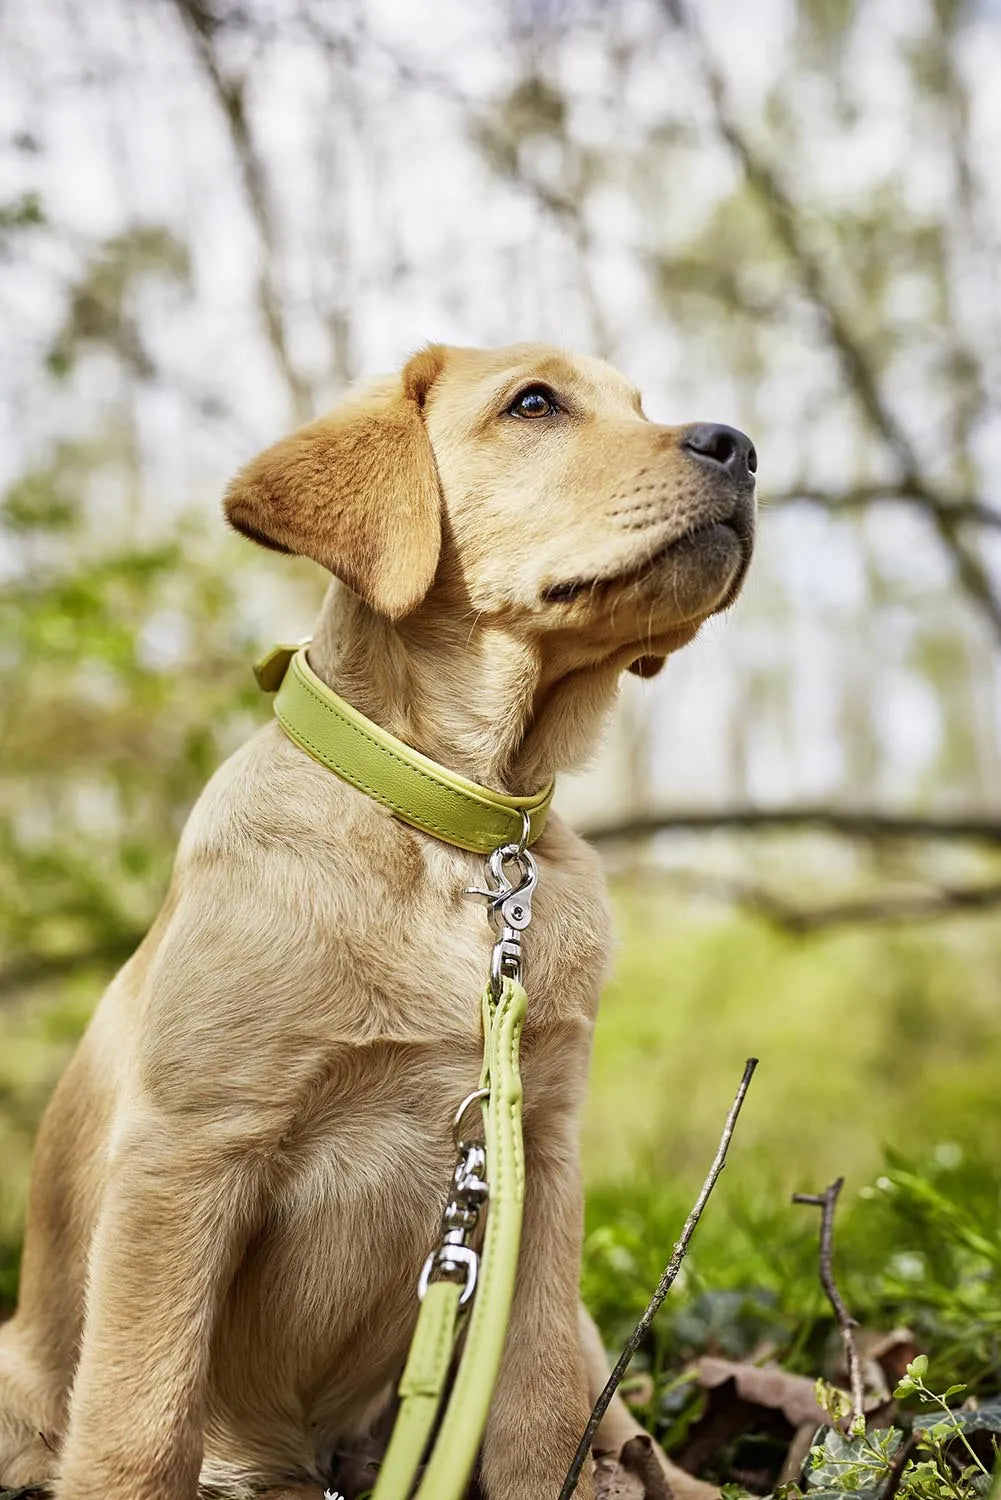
top-left (508, 386), bottom-right (558, 419)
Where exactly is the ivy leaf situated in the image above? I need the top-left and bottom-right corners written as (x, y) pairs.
top-left (946, 1396), bottom-right (1001, 1434)
top-left (805, 1428), bottom-right (900, 1492)
top-left (913, 1395), bottom-right (1001, 1435)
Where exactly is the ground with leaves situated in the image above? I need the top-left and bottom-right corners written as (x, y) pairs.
top-left (580, 1151), bottom-right (1001, 1499)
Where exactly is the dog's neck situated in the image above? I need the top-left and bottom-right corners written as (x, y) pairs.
top-left (307, 583), bottom-right (627, 795)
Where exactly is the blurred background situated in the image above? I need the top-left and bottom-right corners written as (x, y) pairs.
top-left (2, 0), bottom-right (1001, 1362)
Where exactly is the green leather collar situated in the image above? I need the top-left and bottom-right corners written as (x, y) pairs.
top-left (255, 644), bottom-right (554, 854)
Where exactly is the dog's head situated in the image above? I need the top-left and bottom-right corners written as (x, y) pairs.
top-left (225, 342), bottom-right (756, 680)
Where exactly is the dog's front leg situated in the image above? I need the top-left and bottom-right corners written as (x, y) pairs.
top-left (55, 1111), bottom-right (261, 1500)
top-left (480, 1119), bottom-right (594, 1500)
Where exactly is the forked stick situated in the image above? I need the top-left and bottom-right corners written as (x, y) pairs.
top-left (792, 1177), bottom-right (865, 1432)
top-left (559, 1057), bottom-right (759, 1500)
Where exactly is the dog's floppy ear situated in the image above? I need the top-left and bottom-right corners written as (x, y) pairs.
top-left (628, 655), bottom-right (666, 678)
top-left (224, 346), bottom-right (445, 619)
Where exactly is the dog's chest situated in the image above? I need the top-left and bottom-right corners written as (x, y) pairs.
top-left (206, 819), bottom-right (611, 1446)
top-left (274, 824), bottom-right (612, 1191)
top-left (366, 824), bottom-right (613, 1034)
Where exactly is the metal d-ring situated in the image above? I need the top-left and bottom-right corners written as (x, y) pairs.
top-left (452, 1087), bottom-right (490, 1147)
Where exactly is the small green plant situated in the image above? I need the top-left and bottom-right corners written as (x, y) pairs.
top-left (894, 1356), bottom-right (997, 1500)
top-left (795, 1359), bottom-right (1000, 1500)
top-left (805, 1379), bottom-right (902, 1494)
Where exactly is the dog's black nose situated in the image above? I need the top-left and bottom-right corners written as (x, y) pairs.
top-left (682, 423), bottom-right (757, 482)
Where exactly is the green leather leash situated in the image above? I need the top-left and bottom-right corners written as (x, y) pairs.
top-left (256, 644), bottom-right (543, 1500)
top-left (374, 976), bottom-right (528, 1500)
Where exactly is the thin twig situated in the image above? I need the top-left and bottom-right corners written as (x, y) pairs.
top-left (559, 1058), bottom-right (759, 1500)
top-left (792, 1179), bottom-right (865, 1432)
top-left (881, 1431), bottom-right (919, 1500)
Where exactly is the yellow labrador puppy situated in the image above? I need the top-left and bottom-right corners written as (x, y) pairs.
top-left (0, 343), bottom-right (756, 1500)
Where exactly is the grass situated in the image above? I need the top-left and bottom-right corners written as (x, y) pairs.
top-left (583, 1150), bottom-right (1001, 1397)
top-left (583, 888), bottom-right (1001, 1189)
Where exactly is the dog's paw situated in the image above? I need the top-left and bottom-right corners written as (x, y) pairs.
top-left (252, 1488), bottom-right (330, 1500)
top-left (595, 1434), bottom-right (719, 1500)
top-left (0, 1342), bottom-right (63, 1494)
top-left (254, 1488), bottom-right (331, 1499)
top-left (0, 1427), bottom-right (60, 1490)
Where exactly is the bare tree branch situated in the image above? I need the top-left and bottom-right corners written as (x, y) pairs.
top-left (767, 482), bottom-right (1001, 533)
top-left (4, 807), bottom-right (999, 1004)
top-left (583, 806), bottom-right (1001, 848)
top-left (478, 0), bottom-right (1001, 634)
top-left (660, 0), bottom-right (1001, 641)
top-left (168, 0), bottom-right (313, 423)
top-left (793, 1179), bottom-right (865, 1434)
top-left (736, 878), bottom-right (1001, 932)
top-left (559, 1058), bottom-right (758, 1500)
top-left (5, 862), bottom-right (1000, 1003)
top-left (6, 862), bottom-right (1001, 1007)
top-left (622, 868), bottom-right (1001, 933)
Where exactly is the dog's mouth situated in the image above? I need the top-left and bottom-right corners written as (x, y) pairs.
top-left (541, 514), bottom-right (748, 606)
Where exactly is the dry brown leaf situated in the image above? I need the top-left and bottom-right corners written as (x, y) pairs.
top-left (830, 1327), bottom-right (919, 1409)
top-left (778, 1420), bottom-right (825, 1486)
top-left (695, 1356), bottom-right (830, 1428)
top-left (864, 1328), bottom-right (920, 1387)
top-left (595, 1450), bottom-right (647, 1500)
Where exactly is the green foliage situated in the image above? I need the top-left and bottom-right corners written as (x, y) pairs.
top-left (46, 224), bottom-right (191, 379)
top-left (0, 404), bottom-right (321, 1244)
top-left (805, 1419), bottom-right (900, 1493)
top-left (0, 191), bottom-right (44, 232)
top-left (2, 464), bottom-right (78, 534)
top-left (585, 1147), bottom-right (1001, 1397)
top-left (892, 1360), bottom-right (998, 1497)
top-left (0, 511), bottom-right (260, 985)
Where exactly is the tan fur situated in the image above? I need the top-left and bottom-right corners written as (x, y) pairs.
top-left (0, 343), bottom-right (754, 1500)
